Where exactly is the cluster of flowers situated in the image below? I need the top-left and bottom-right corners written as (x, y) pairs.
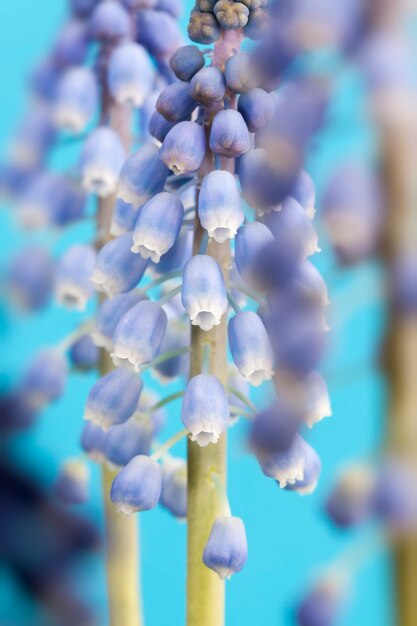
top-left (76, 0), bottom-right (334, 580)
top-left (187, 0), bottom-right (268, 44)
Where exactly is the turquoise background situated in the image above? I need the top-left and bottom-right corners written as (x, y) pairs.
top-left (0, 2), bottom-right (392, 625)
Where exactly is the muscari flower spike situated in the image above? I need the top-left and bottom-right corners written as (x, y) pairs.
top-left (80, 126), bottom-right (126, 198)
top-left (54, 67), bottom-right (98, 134)
top-left (92, 290), bottom-right (143, 350)
top-left (108, 42), bottom-right (154, 107)
top-left (182, 254), bottom-right (227, 331)
top-left (198, 170), bottom-right (244, 244)
top-left (160, 121), bottom-right (206, 175)
top-left (111, 300), bottom-right (168, 371)
top-left (203, 516), bottom-right (248, 580)
top-left (160, 457), bottom-right (188, 519)
top-left (228, 311), bottom-right (274, 386)
top-left (55, 244), bottom-right (97, 311)
top-left (91, 233), bottom-right (149, 297)
top-left (85, 367), bottom-right (143, 430)
top-left (181, 374), bottom-right (229, 447)
top-left (110, 455), bottom-right (162, 514)
top-left (117, 143), bottom-right (170, 208)
top-left (131, 191), bottom-right (184, 262)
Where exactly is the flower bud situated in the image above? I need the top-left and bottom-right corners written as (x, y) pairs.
top-left (53, 20), bottom-right (88, 69)
top-left (160, 457), bottom-right (187, 519)
top-left (228, 311), bottom-right (274, 386)
top-left (21, 350), bottom-right (68, 409)
top-left (169, 45), bottom-right (205, 81)
top-left (108, 43), bottom-right (154, 107)
top-left (198, 170), bottom-right (243, 243)
top-left (210, 110), bottom-right (250, 158)
top-left (189, 67), bottom-right (226, 106)
top-left (250, 402), bottom-right (301, 454)
top-left (54, 67), bottom-right (98, 134)
top-left (153, 228), bottom-right (194, 276)
top-left (112, 300), bottom-right (167, 371)
top-left (156, 82), bottom-right (196, 122)
top-left (238, 88), bottom-right (274, 132)
top-left (285, 443), bottom-right (321, 495)
top-left (85, 368), bottom-right (143, 429)
top-left (257, 433), bottom-right (311, 488)
top-left (91, 233), bottom-right (149, 297)
top-left (110, 199), bottom-right (141, 237)
top-left (89, 0), bottom-right (131, 43)
top-left (53, 459), bottom-right (89, 505)
top-left (104, 415), bottom-right (154, 468)
top-left (93, 291), bottom-right (143, 349)
top-left (8, 246), bottom-right (54, 311)
top-left (203, 516), bottom-right (248, 579)
top-left (263, 197), bottom-right (319, 258)
top-left (118, 143), bottom-right (170, 208)
top-left (275, 369), bottom-right (331, 429)
top-left (181, 374), bottom-right (229, 446)
top-left (110, 455), bottom-right (162, 513)
top-left (136, 10), bottom-right (183, 58)
top-left (69, 335), bottom-right (99, 371)
top-left (214, 0), bottom-right (249, 30)
top-left (234, 221), bottom-right (275, 291)
top-left (225, 52), bottom-right (257, 94)
top-left (80, 126), bottom-right (126, 197)
top-left (290, 169), bottom-right (316, 219)
top-left (182, 254), bottom-right (227, 331)
top-left (188, 11), bottom-right (221, 45)
top-left (132, 192), bottom-right (184, 262)
top-left (55, 244), bottom-right (96, 311)
top-left (148, 111), bottom-right (176, 143)
top-left (244, 7), bottom-right (268, 40)
top-left (160, 121), bottom-right (206, 176)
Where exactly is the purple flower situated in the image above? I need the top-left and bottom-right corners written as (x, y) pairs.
top-left (209, 110), bottom-right (250, 158)
top-left (69, 335), bottom-right (99, 370)
top-left (228, 311), bottom-right (274, 386)
top-left (156, 82), bottom-right (196, 122)
top-left (110, 455), bottom-right (162, 514)
top-left (203, 516), bottom-right (248, 579)
top-left (55, 244), bottom-right (96, 311)
top-left (89, 0), bottom-right (131, 43)
top-left (108, 42), bottom-right (154, 107)
top-left (160, 121), bottom-right (206, 175)
top-left (80, 126), bottom-right (126, 197)
top-left (118, 143), bottom-right (170, 208)
top-left (198, 170), bottom-right (243, 243)
top-left (182, 254), bottom-right (227, 331)
top-left (169, 45), bottom-right (205, 81)
top-left (181, 374), bottom-right (229, 446)
top-left (7, 246), bottom-right (54, 311)
top-left (225, 52), bottom-right (257, 94)
top-left (160, 457), bottom-right (187, 519)
top-left (21, 350), bottom-right (68, 409)
top-left (237, 88), bottom-right (274, 132)
top-left (53, 460), bottom-right (89, 505)
top-left (189, 67), bottom-right (226, 106)
top-left (85, 368), bottom-right (143, 430)
top-left (54, 67), bottom-right (98, 134)
top-left (93, 290), bottom-right (144, 350)
top-left (103, 416), bottom-right (154, 468)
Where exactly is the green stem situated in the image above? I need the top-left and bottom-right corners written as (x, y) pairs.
top-left (138, 346), bottom-right (190, 374)
top-left (146, 390), bottom-right (185, 414)
top-left (151, 428), bottom-right (189, 462)
top-left (225, 385), bottom-right (258, 415)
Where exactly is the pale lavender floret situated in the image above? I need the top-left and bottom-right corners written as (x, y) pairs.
top-left (203, 516), bottom-right (248, 579)
top-left (156, 82), bottom-right (196, 122)
top-left (148, 111), bottom-right (176, 144)
top-left (290, 169), bottom-right (316, 219)
top-left (189, 66), bottom-right (226, 106)
top-left (110, 455), bottom-right (162, 514)
top-left (181, 374), bottom-right (229, 446)
top-left (118, 143), bottom-right (170, 208)
top-left (70, 0), bottom-right (100, 18)
top-left (169, 45), bottom-right (205, 81)
top-left (89, 0), bottom-right (131, 42)
top-left (53, 20), bottom-right (88, 69)
top-left (93, 290), bottom-right (144, 349)
top-left (131, 191), bottom-right (184, 262)
top-left (285, 442), bottom-right (322, 495)
top-left (69, 334), bottom-right (99, 370)
top-left (263, 197), bottom-right (320, 259)
top-left (156, 0), bottom-right (182, 18)
top-left (152, 228), bottom-right (194, 275)
top-left (225, 52), bottom-right (257, 94)
top-left (18, 172), bottom-right (86, 230)
top-left (249, 402), bottom-right (301, 454)
top-left (209, 110), bottom-right (250, 158)
top-left (297, 579), bottom-right (344, 626)
top-left (160, 457), bottom-right (187, 519)
top-left (55, 244), bottom-right (96, 311)
top-left (198, 170), bottom-right (243, 243)
top-left (275, 369), bottom-right (332, 429)
top-left (80, 421), bottom-right (107, 463)
top-left (237, 88), bottom-right (274, 132)
top-left (108, 43), bottom-right (154, 107)
top-left (21, 350), bottom-right (68, 409)
top-left (160, 121), bottom-right (206, 176)
top-left (85, 368), bottom-right (143, 430)
top-left (54, 67), bottom-right (98, 134)
top-left (53, 459), bottom-right (89, 505)
top-left (110, 199), bottom-right (142, 237)
top-left (80, 126), bottom-right (126, 197)
top-left (294, 261), bottom-right (329, 308)
top-left (257, 433), bottom-right (311, 488)
top-left (103, 415), bottom-right (154, 468)
top-left (111, 300), bottom-right (168, 371)
top-left (8, 246), bottom-right (54, 311)
top-left (9, 107), bottom-right (55, 169)
top-left (234, 221), bottom-right (275, 291)
top-left (182, 254), bottom-right (227, 331)
top-left (91, 233), bottom-right (149, 297)
top-left (154, 301), bottom-right (190, 380)
top-left (228, 311), bottom-right (274, 386)
top-left (136, 9), bottom-right (184, 59)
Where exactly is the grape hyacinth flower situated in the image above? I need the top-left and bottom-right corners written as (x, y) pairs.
top-left (225, 52), bottom-right (257, 93)
top-left (108, 43), bottom-right (154, 107)
top-left (182, 254), bottom-right (227, 331)
top-left (55, 244), bottom-right (97, 311)
top-left (237, 87), bottom-right (274, 132)
top-left (160, 457), bottom-right (188, 519)
top-left (257, 434), bottom-right (314, 488)
top-left (117, 143), bottom-right (170, 208)
top-left (103, 415), bottom-right (154, 468)
top-left (110, 199), bottom-right (142, 236)
top-left (91, 233), bottom-right (149, 297)
top-left (54, 67), bottom-right (98, 134)
top-left (89, 0), bottom-right (131, 43)
top-left (198, 170), bottom-right (244, 243)
top-left (92, 290), bottom-right (143, 350)
top-left (21, 350), bottom-right (68, 409)
top-left (285, 443), bottom-right (322, 495)
top-left (110, 455), bottom-right (162, 514)
top-left (169, 45), bottom-right (205, 81)
top-left (131, 192), bottom-right (184, 262)
top-left (228, 311), bottom-right (274, 386)
top-left (7, 246), bottom-right (54, 311)
top-left (160, 121), bottom-right (206, 175)
top-left (111, 300), bottom-right (168, 371)
top-left (80, 422), bottom-right (107, 463)
top-left (209, 109), bottom-right (251, 158)
top-left (156, 82), bottom-right (196, 122)
top-left (69, 335), bottom-right (99, 371)
top-left (85, 368), bottom-right (143, 430)
top-left (80, 126), bottom-right (126, 197)
top-left (234, 221), bottom-right (275, 291)
top-left (290, 169), bottom-right (316, 219)
top-left (189, 67), bottom-right (226, 106)
top-left (203, 516), bottom-right (248, 579)
top-left (181, 374), bottom-right (229, 446)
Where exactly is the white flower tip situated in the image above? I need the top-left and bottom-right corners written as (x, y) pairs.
top-left (191, 311), bottom-right (221, 332)
top-left (55, 284), bottom-right (88, 312)
top-left (131, 243), bottom-right (160, 263)
top-left (83, 167), bottom-right (118, 198)
top-left (109, 219), bottom-right (128, 237)
top-left (116, 503), bottom-right (137, 515)
top-left (191, 430), bottom-right (220, 447)
top-left (54, 107), bottom-right (86, 134)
